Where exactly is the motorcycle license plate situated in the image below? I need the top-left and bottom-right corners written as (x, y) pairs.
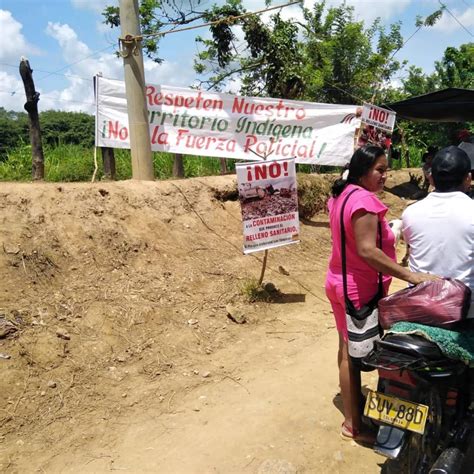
top-left (364, 390), bottom-right (429, 435)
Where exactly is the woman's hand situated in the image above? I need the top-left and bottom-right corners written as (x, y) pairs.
top-left (407, 272), bottom-right (441, 285)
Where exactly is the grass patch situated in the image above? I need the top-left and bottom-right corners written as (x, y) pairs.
top-left (239, 278), bottom-right (273, 303)
top-left (1, 144), bottom-right (423, 183)
top-left (1, 145), bottom-right (238, 182)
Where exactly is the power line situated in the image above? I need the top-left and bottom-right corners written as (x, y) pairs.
top-left (0, 62), bottom-right (93, 82)
top-left (438, 0), bottom-right (473, 37)
top-left (0, 89), bottom-right (95, 107)
top-left (8, 43), bottom-right (116, 97)
top-left (35, 44), bottom-right (116, 82)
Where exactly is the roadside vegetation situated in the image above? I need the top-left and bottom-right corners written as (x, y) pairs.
top-left (1, 1), bottom-right (472, 182)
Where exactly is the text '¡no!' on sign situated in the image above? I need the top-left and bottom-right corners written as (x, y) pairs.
top-left (246, 161), bottom-right (289, 182)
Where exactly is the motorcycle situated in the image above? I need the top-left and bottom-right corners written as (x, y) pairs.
top-left (362, 331), bottom-right (474, 473)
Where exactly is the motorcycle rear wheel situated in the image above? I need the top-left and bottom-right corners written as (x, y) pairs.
top-left (382, 386), bottom-right (443, 474)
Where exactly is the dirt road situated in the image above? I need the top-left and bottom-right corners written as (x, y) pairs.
top-left (7, 299), bottom-right (386, 474)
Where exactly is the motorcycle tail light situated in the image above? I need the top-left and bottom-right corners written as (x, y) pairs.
top-left (446, 389), bottom-right (458, 407)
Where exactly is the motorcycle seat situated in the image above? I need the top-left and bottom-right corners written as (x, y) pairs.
top-left (378, 333), bottom-right (443, 360)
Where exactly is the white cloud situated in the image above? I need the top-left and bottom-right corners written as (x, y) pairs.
top-left (433, 6), bottom-right (474, 33)
top-left (38, 21), bottom-right (198, 112)
top-left (46, 22), bottom-right (91, 59)
top-left (41, 22), bottom-right (120, 112)
top-left (71, 0), bottom-right (116, 13)
top-left (144, 58), bottom-right (197, 87)
top-left (224, 75), bottom-right (243, 94)
top-left (0, 10), bottom-right (41, 63)
top-left (313, 0), bottom-right (412, 24)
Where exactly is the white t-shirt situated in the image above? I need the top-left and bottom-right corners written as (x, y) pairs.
top-left (402, 191), bottom-right (474, 318)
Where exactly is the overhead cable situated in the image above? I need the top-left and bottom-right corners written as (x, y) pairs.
top-left (438, 0), bottom-right (473, 37)
top-left (0, 89), bottom-right (95, 107)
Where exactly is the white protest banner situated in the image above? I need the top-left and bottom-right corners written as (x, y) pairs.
top-left (95, 76), bottom-right (359, 166)
top-left (236, 158), bottom-right (299, 254)
top-left (357, 104), bottom-right (396, 151)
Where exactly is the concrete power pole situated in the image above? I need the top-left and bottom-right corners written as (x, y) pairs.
top-left (119, 0), bottom-right (154, 180)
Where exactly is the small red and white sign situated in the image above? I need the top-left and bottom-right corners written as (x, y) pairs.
top-left (361, 104), bottom-right (396, 132)
top-left (236, 158), bottom-right (299, 254)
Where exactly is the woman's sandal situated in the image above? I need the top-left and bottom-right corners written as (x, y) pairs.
top-left (340, 422), bottom-right (376, 446)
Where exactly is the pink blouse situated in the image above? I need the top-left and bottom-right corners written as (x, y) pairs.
top-left (326, 184), bottom-right (396, 294)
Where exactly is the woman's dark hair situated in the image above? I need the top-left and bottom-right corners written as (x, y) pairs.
top-left (332, 145), bottom-right (386, 197)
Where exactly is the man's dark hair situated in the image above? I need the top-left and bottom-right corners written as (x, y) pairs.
top-left (431, 146), bottom-right (470, 192)
top-left (332, 145), bottom-right (385, 196)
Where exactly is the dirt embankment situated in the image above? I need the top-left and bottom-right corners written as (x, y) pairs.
top-left (0, 170), bottom-right (419, 473)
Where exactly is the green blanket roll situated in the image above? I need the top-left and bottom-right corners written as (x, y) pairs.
top-left (389, 322), bottom-right (474, 365)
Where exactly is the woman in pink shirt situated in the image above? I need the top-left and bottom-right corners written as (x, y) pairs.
top-left (325, 145), bottom-right (437, 442)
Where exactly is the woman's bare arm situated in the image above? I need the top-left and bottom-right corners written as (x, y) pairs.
top-left (352, 210), bottom-right (439, 285)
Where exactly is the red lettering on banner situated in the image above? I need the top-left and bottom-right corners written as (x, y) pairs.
top-left (368, 107), bottom-right (389, 125)
top-left (268, 162), bottom-right (281, 178)
top-left (232, 98), bottom-right (306, 120)
top-left (254, 165), bottom-right (267, 180)
top-left (108, 121), bottom-right (128, 141)
top-left (175, 129), bottom-right (236, 153)
top-left (151, 126), bottom-right (169, 145)
top-left (246, 160), bottom-right (290, 182)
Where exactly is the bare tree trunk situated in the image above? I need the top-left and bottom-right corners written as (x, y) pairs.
top-left (101, 147), bottom-right (116, 180)
top-left (220, 158), bottom-right (228, 175)
top-left (173, 153), bottom-right (185, 178)
top-left (19, 58), bottom-right (44, 180)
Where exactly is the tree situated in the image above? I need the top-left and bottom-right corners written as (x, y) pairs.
top-left (103, 0), bottom-right (207, 63)
top-left (434, 43), bottom-right (474, 89)
top-left (299, 3), bottom-right (405, 104)
top-left (0, 108), bottom-right (29, 160)
top-left (103, 1), bottom-right (445, 105)
top-left (194, 1), bottom-right (441, 106)
top-left (194, 2), bottom-right (306, 99)
top-left (193, 1), bottom-right (406, 103)
top-left (398, 43), bottom-right (474, 153)
top-left (0, 109), bottom-right (95, 159)
top-left (40, 111), bottom-right (95, 147)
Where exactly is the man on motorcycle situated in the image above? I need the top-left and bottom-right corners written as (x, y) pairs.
top-left (401, 146), bottom-right (474, 318)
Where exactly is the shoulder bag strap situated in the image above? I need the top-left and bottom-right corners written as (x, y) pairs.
top-left (340, 189), bottom-right (383, 306)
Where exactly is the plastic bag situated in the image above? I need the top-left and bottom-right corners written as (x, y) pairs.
top-left (378, 278), bottom-right (471, 330)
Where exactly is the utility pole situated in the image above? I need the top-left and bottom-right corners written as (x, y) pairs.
top-left (119, 0), bottom-right (154, 180)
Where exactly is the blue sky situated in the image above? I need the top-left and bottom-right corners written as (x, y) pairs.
top-left (0, 0), bottom-right (472, 113)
